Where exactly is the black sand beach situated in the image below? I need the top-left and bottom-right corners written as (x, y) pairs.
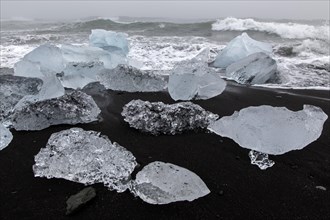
top-left (0, 82), bottom-right (329, 220)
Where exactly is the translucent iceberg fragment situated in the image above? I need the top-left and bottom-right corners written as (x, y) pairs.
top-left (33, 127), bottom-right (137, 192)
top-left (130, 161), bottom-right (210, 204)
top-left (0, 123), bottom-right (13, 150)
top-left (14, 44), bottom-right (65, 77)
top-left (225, 52), bottom-right (277, 85)
top-left (122, 100), bottom-right (219, 135)
top-left (213, 32), bottom-right (272, 68)
top-left (12, 91), bottom-right (101, 131)
top-left (61, 44), bottom-right (126, 69)
top-left (168, 48), bottom-right (226, 101)
top-left (89, 29), bottom-right (129, 55)
top-left (208, 105), bottom-right (328, 155)
top-left (248, 150), bottom-right (275, 170)
top-left (59, 62), bottom-right (105, 89)
top-left (14, 60), bottom-right (44, 78)
top-left (0, 75), bottom-right (42, 122)
top-left (12, 44), bottom-right (66, 105)
top-left (97, 64), bottom-right (167, 92)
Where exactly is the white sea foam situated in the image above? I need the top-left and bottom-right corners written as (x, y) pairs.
top-left (128, 36), bottom-right (223, 70)
top-left (293, 39), bottom-right (329, 56)
top-left (0, 45), bottom-right (37, 68)
top-left (212, 17), bottom-right (330, 40)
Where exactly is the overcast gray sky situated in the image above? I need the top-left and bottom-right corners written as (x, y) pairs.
top-left (1, 1), bottom-right (329, 21)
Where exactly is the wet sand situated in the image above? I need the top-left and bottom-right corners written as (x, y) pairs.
top-left (0, 82), bottom-right (329, 219)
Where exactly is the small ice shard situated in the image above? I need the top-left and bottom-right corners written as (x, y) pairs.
top-left (122, 100), bottom-right (219, 135)
top-left (89, 29), bottom-right (129, 55)
top-left (33, 127), bottom-right (137, 192)
top-left (13, 74), bottom-right (65, 110)
top-left (168, 48), bottom-right (226, 100)
top-left (97, 64), bottom-right (167, 92)
top-left (59, 62), bottom-right (105, 89)
top-left (208, 105), bottom-right (328, 155)
top-left (14, 44), bottom-right (65, 77)
top-left (130, 161), bottom-right (210, 204)
top-left (315, 186), bottom-right (327, 191)
top-left (66, 187), bottom-right (96, 215)
top-left (61, 44), bottom-right (126, 69)
top-left (248, 150), bottom-right (275, 170)
top-left (0, 75), bottom-right (42, 122)
top-left (225, 52), bottom-right (277, 85)
top-left (12, 91), bottom-right (101, 131)
top-left (213, 32), bottom-right (272, 68)
top-left (0, 123), bottom-right (13, 150)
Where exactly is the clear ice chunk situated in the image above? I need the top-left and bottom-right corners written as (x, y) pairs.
top-left (208, 105), bottom-right (328, 155)
top-left (12, 91), bottom-right (101, 131)
top-left (0, 123), bottom-right (13, 150)
top-left (226, 52), bottom-right (277, 85)
top-left (0, 75), bottom-right (42, 123)
top-left (213, 33), bottom-right (273, 68)
top-left (248, 150), bottom-right (275, 170)
top-left (97, 64), bottom-right (167, 92)
top-left (33, 127), bottom-right (137, 192)
top-left (61, 44), bottom-right (126, 69)
top-left (59, 62), bottom-right (105, 89)
top-left (89, 29), bottom-right (129, 55)
top-left (130, 161), bottom-right (210, 204)
top-left (168, 48), bottom-right (226, 101)
top-left (14, 44), bottom-right (65, 77)
top-left (122, 99), bottom-right (219, 135)
top-left (13, 44), bottom-right (66, 105)
top-left (14, 60), bottom-right (45, 78)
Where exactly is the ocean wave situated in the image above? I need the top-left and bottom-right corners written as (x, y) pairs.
top-left (4, 34), bottom-right (62, 45)
top-left (212, 17), bottom-right (330, 40)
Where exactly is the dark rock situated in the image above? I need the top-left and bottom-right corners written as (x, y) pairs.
top-left (274, 46), bottom-right (297, 57)
top-left (66, 187), bottom-right (96, 215)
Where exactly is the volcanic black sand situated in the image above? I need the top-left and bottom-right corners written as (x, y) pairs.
top-left (0, 82), bottom-right (329, 220)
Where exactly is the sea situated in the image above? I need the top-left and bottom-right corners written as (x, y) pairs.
top-left (1, 16), bottom-right (329, 90)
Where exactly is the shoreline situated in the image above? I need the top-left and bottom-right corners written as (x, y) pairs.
top-left (0, 82), bottom-right (329, 219)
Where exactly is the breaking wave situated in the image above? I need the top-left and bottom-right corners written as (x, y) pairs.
top-left (212, 17), bottom-right (330, 40)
